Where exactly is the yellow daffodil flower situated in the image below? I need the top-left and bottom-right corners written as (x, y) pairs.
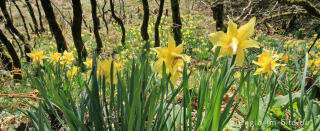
top-left (253, 49), bottom-right (281, 75)
top-left (84, 58), bottom-right (93, 68)
top-left (152, 37), bottom-right (190, 83)
top-left (49, 52), bottom-right (62, 64)
top-left (98, 58), bottom-right (121, 84)
top-left (67, 66), bottom-right (79, 79)
top-left (27, 49), bottom-right (45, 65)
top-left (209, 17), bottom-right (259, 65)
top-left (61, 51), bottom-right (75, 65)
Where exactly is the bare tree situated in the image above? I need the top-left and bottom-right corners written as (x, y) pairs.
top-left (40, 0), bottom-right (68, 53)
top-left (0, 0), bottom-right (32, 62)
top-left (110, 0), bottom-right (126, 45)
top-left (0, 29), bottom-right (21, 80)
top-left (72, 0), bottom-right (88, 64)
top-left (90, 0), bottom-right (103, 54)
top-left (154, 0), bottom-right (165, 47)
top-left (170, 0), bottom-right (182, 45)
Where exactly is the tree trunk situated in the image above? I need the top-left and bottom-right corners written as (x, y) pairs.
top-left (25, 0), bottom-right (39, 34)
top-left (211, 3), bottom-right (225, 32)
top-left (0, 0), bottom-right (32, 62)
top-left (12, 0), bottom-right (30, 40)
top-left (0, 29), bottom-right (21, 80)
top-left (102, 0), bottom-right (109, 34)
top-left (170, 0), bottom-right (182, 45)
top-left (110, 0), bottom-right (126, 45)
top-left (35, 0), bottom-right (45, 32)
top-left (141, 0), bottom-right (149, 41)
top-left (154, 0), bottom-right (165, 47)
top-left (40, 0), bottom-right (68, 53)
top-left (72, 0), bottom-right (87, 64)
top-left (90, 0), bottom-right (103, 54)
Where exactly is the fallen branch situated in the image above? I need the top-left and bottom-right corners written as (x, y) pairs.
top-left (257, 11), bottom-right (308, 25)
top-left (277, 0), bottom-right (320, 18)
top-left (0, 90), bottom-right (43, 100)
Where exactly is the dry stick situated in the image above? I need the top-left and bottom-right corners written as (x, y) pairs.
top-left (308, 32), bottom-right (320, 53)
top-left (0, 93), bottom-right (43, 101)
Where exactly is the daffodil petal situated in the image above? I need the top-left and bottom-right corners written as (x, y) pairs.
top-left (241, 40), bottom-right (259, 49)
top-left (237, 17), bottom-right (256, 40)
top-left (168, 36), bottom-right (176, 49)
top-left (208, 31), bottom-right (227, 46)
top-left (227, 20), bottom-right (238, 37)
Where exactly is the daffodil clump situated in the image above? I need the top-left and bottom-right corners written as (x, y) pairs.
top-left (49, 52), bottom-right (62, 64)
top-left (209, 17), bottom-right (259, 65)
top-left (152, 37), bottom-right (190, 83)
top-left (98, 58), bottom-right (121, 84)
top-left (27, 49), bottom-right (46, 65)
top-left (61, 51), bottom-right (75, 65)
top-left (253, 49), bottom-right (282, 75)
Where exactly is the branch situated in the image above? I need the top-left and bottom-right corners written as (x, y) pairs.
top-left (277, 0), bottom-right (320, 18)
top-left (257, 11), bottom-right (308, 25)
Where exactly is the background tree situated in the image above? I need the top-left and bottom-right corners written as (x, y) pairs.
top-left (25, 0), bottom-right (39, 34)
top-left (72, 0), bottom-right (87, 64)
top-left (90, 0), bottom-right (103, 54)
top-left (12, 0), bottom-right (30, 40)
top-left (35, 0), bottom-right (45, 32)
top-left (110, 0), bottom-right (126, 45)
top-left (40, 0), bottom-right (68, 53)
top-left (0, 29), bottom-right (21, 80)
top-left (170, 0), bottom-right (182, 45)
top-left (154, 0), bottom-right (165, 47)
top-left (141, 0), bottom-right (150, 41)
top-left (0, 0), bottom-right (32, 62)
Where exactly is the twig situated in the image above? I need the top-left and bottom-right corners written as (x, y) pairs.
top-left (308, 31), bottom-right (320, 53)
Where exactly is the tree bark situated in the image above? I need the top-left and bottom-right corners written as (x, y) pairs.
top-left (90, 0), bottom-right (103, 54)
top-left (12, 0), bottom-right (30, 40)
top-left (110, 0), bottom-right (126, 45)
top-left (35, 0), bottom-right (45, 32)
top-left (211, 4), bottom-right (225, 32)
top-left (40, 0), bottom-right (68, 53)
top-left (102, 0), bottom-right (109, 34)
top-left (0, 29), bottom-right (21, 80)
top-left (170, 0), bottom-right (182, 45)
top-left (0, 0), bottom-right (32, 62)
top-left (72, 0), bottom-right (87, 64)
top-left (154, 0), bottom-right (165, 47)
top-left (141, 0), bottom-right (150, 41)
top-left (25, 0), bottom-right (39, 34)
